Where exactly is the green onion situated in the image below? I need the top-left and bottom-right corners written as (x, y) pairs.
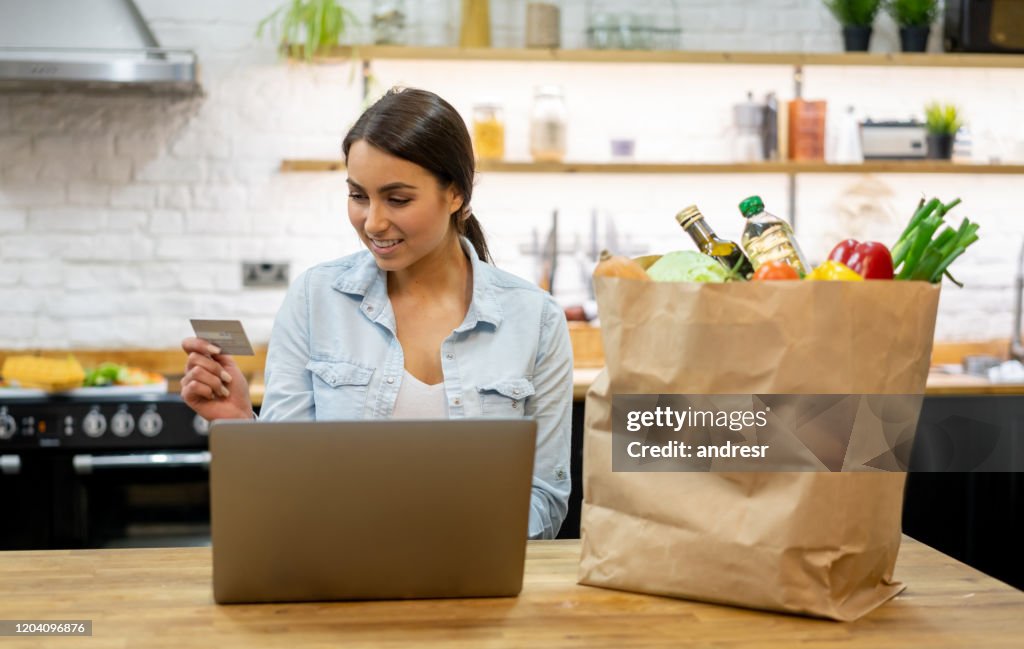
top-left (891, 196), bottom-right (977, 284)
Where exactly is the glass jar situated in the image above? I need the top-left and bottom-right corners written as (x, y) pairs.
top-left (529, 85), bottom-right (567, 163)
top-left (525, 1), bottom-right (561, 48)
top-left (472, 103), bottom-right (505, 161)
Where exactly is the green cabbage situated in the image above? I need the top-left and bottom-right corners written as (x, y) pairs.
top-left (646, 251), bottom-right (728, 283)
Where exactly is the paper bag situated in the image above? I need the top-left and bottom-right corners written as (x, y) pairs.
top-left (578, 278), bottom-right (941, 621)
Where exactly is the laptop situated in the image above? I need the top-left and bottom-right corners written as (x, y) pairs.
top-left (209, 419), bottom-right (537, 604)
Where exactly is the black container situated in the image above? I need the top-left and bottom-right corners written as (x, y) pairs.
top-left (842, 25), bottom-right (873, 51)
top-left (899, 25), bottom-right (930, 52)
top-left (945, 0), bottom-right (1024, 53)
top-left (926, 133), bottom-right (954, 159)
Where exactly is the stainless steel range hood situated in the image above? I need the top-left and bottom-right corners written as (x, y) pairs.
top-left (0, 0), bottom-right (200, 95)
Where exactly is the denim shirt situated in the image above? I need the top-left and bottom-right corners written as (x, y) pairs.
top-left (258, 242), bottom-right (573, 539)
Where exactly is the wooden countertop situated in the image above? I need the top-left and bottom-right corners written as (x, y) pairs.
top-left (0, 538), bottom-right (1021, 647)
top-left (3, 344), bottom-right (1021, 404)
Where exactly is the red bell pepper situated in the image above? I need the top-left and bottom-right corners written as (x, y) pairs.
top-left (827, 240), bottom-right (894, 280)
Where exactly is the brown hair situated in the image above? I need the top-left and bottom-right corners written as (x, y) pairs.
top-left (342, 87), bottom-right (491, 263)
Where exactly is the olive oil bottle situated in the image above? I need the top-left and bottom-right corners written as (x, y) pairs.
top-left (676, 205), bottom-right (755, 278)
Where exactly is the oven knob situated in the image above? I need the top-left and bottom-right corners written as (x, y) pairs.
top-left (0, 411), bottom-right (15, 440)
top-left (138, 409), bottom-right (163, 438)
top-left (193, 414), bottom-right (209, 436)
top-left (83, 408), bottom-right (107, 438)
top-left (111, 407), bottom-right (135, 437)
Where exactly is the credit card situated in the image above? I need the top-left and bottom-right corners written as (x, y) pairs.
top-left (189, 319), bottom-right (255, 356)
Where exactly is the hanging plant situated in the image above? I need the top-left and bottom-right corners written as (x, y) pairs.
top-left (257, 0), bottom-right (359, 62)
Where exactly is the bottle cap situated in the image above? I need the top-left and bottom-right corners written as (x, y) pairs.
top-left (675, 205), bottom-right (702, 228)
top-left (739, 195), bottom-right (764, 218)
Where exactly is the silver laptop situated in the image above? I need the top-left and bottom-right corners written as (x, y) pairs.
top-left (209, 419), bottom-right (537, 604)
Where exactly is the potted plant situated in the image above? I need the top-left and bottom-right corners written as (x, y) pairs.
top-left (257, 0), bottom-right (358, 62)
top-left (823, 0), bottom-right (882, 52)
top-left (924, 102), bottom-right (962, 160)
top-left (885, 0), bottom-right (939, 52)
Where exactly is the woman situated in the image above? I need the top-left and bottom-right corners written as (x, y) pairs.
top-left (181, 88), bottom-right (573, 539)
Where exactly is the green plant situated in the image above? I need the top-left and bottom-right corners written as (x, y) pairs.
top-left (823, 0), bottom-right (882, 27)
top-left (885, 0), bottom-right (939, 27)
top-left (924, 102), bottom-right (963, 136)
top-left (257, 0), bottom-right (358, 62)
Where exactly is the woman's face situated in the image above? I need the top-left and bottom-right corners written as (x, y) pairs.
top-left (346, 140), bottom-right (464, 272)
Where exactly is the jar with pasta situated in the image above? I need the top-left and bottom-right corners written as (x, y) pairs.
top-left (472, 103), bottom-right (505, 161)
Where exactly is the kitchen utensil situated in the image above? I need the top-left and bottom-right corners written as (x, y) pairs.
top-left (733, 91), bottom-right (766, 162)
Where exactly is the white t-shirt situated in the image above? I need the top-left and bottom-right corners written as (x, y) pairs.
top-left (390, 370), bottom-right (448, 419)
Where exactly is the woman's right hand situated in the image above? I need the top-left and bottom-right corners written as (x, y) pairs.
top-left (180, 337), bottom-right (253, 421)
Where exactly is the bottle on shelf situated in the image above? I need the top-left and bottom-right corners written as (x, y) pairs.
top-left (675, 205), bottom-right (754, 278)
top-left (459, 0), bottom-right (491, 47)
top-left (738, 195), bottom-right (810, 275)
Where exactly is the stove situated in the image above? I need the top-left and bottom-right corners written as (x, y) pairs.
top-left (0, 391), bottom-right (208, 451)
top-left (0, 391), bottom-right (211, 550)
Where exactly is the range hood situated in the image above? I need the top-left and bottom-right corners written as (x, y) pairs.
top-left (0, 0), bottom-right (200, 95)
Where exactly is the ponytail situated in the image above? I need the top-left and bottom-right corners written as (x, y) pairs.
top-left (453, 210), bottom-right (492, 264)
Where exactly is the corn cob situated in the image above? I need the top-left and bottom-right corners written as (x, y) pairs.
top-left (1, 355), bottom-right (86, 392)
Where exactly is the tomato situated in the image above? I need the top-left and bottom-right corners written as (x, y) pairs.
top-left (752, 261), bottom-right (800, 280)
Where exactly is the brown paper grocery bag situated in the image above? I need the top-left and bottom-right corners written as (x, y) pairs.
top-left (578, 278), bottom-right (941, 621)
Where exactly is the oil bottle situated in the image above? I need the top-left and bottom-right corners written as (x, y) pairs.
top-left (738, 196), bottom-right (810, 275)
top-left (676, 205), bottom-right (754, 278)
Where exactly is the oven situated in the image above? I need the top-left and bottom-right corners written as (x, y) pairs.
top-left (0, 393), bottom-right (211, 550)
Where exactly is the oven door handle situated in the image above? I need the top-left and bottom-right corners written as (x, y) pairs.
top-left (0, 454), bottom-right (20, 475)
top-left (72, 452), bottom-right (211, 474)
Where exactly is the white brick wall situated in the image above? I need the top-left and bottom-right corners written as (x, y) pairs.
top-left (1, 0), bottom-right (1022, 349)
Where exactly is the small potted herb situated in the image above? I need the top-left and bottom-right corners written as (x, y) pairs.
top-left (823, 0), bottom-right (882, 52)
top-left (257, 0), bottom-right (358, 62)
top-left (924, 102), bottom-right (962, 160)
top-left (885, 0), bottom-right (938, 52)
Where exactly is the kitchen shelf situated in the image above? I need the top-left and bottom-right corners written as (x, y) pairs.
top-left (280, 159), bottom-right (1024, 175)
top-left (287, 46), bottom-right (1024, 228)
top-left (313, 46), bottom-right (1024, 69)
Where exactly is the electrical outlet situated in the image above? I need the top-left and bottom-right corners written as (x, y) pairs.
top-left (242, 262), bottom-right (290, 288)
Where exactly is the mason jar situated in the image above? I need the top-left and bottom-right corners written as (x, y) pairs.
top-left (529, 85), bottom-right (567, 163)
top-left (472, 103), bottom-right (505, 161)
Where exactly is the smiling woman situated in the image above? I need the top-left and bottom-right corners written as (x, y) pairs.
top-left (180, 87), bottom-right (574, 540)
top-left (343, 88), bottom-right (491, 265)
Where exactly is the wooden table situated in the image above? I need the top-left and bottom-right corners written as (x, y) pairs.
top-left (1, 538), bottom-right (1021, 648)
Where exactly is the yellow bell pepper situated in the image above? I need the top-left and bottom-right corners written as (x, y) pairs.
top-left (806, 260), bottom-right (864, 281)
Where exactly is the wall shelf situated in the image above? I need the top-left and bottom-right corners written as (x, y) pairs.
top-left (286, 46), bottom-right (1024, 228)
top-left (280, 159), bottom-right (1024, 175)
top-left (311, 46), bottom-right (1024, 69)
